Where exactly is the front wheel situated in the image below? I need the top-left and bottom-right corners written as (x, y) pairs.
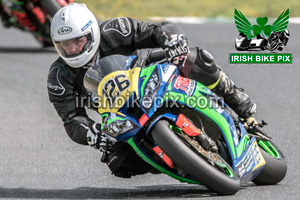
top-left (252, 141), bottom-right (287, 185)
top-left (151, 120), bottom-right (240, 195)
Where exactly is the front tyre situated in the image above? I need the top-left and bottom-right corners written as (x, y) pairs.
top-left (252, 141), bottom-right (287, 185)
top-left (151, 120), bottom-right (240, 195)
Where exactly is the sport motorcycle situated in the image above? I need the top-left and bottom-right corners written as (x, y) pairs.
top-left (83, 54), bottom-right (287, 195)
top-left (0, 0), bottom-right (73, 47)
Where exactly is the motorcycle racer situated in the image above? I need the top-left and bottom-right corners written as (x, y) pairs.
top-left (47, 3), bottom-right (256, 177)
top-left (0, 0), bottom-right (34, 29)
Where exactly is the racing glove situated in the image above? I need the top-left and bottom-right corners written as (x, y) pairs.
top-left (87, 123), bottom-right (112, 152)
top-left (163, 32), bottom-right (189, 59)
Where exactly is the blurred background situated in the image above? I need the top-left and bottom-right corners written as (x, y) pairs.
top-left (75, 0), bottom-right (300, 20)
top-left (1, 0), bottom-right (298, 47)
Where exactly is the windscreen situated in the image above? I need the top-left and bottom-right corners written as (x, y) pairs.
top-left (84, 54), bottom-right (128, 95)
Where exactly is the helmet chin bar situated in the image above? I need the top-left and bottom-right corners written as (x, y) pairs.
top-left (87, 51), bottom-right (99, 66)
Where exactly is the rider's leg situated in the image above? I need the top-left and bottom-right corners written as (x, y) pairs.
top-left (180, 47), bottom-right (256, 119)
top-left (106, 142), bottom-right (155, 178)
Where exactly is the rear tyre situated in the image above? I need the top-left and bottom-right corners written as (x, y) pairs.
top-left (252, 141), bottom-right (287, 185)
top-left (151, 120), bottom-right (240, 195)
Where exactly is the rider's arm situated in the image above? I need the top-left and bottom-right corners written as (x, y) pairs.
top-left (52, 101), bottom-right (94, 145)
top-left (99, 17), bottom-right (186, 54)
top-left (129, 18), bottom-right (186, 48)
top-left (47, 60), bottom-right (94, 145)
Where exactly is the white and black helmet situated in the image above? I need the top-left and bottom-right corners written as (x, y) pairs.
top-left (50, 3), bottom-right (100, 68)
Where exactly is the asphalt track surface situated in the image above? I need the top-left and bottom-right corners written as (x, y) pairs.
top-left (0, 23), bottom-right (299, 200)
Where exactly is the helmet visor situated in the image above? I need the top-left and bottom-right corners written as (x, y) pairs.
top-left (54, 33), bottom-right (93, 58)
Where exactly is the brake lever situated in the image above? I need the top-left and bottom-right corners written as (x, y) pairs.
top-left (243, 118), bottom-right (272, 141)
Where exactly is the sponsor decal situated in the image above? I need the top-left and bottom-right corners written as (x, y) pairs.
top-left (235, 141), bottom-right (265, 177)
top-left (230, 125), bottom-right (239, 146)
top-left (235, 145), bottom-right (255, 177)
top-left (103, 17), bottom-right (131, 37)
top-left (47, 67), bottom-right (65, 96)
top-left (175, 114), bottom-right (201, 136)
top-left (81, 20), bottom-right (92, 32)
top-left (174, 76), bottom-right (195, 96)
top-left (58, 26), bottom-right (72, 35)
top-left (160, 64), bottom-right (176, 82)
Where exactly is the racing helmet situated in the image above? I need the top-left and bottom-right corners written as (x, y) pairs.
top-left (50, 3), bottom-right (100, 68)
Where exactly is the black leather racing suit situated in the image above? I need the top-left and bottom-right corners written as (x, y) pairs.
top-left (47, 17), bottom-right (187, 145)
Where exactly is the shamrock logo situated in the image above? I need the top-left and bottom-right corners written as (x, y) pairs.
top-left (234, 9), bottom-right (289, 39)
top-left (252, 17), bottom-right (272, 37)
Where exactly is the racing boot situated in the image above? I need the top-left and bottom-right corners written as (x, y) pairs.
top-left (211, 71), bottom-right (256, 119)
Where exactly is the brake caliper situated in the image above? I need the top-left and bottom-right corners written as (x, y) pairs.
top-left (175, 114), bottom-right (218, 152)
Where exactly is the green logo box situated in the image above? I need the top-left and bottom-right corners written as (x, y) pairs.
top-left (229, 53), bottom-right (292, 64)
